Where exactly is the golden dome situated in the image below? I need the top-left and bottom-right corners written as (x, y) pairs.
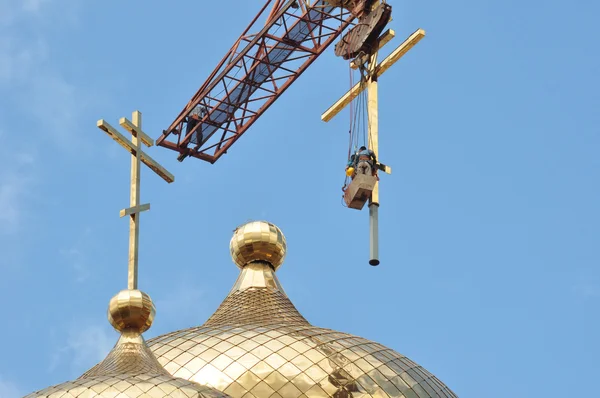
top-left (108, 289), bottom-right (155, 333)
top-left (230, 221), bottom-right (286, 270)
top-left (25, 289), bottom-right (231, 398)
top-left (24, 334), bottom-right (230, 398)
top-left (148, 222), bottom-right (458, 398)
top-left (24, 116), bottom-right (232, 397)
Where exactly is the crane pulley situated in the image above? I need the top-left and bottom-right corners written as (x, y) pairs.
top-left (334, 1), bottom-right (392, 59)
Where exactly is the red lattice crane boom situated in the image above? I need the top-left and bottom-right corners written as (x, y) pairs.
top-left (156, 0), bottom-right (358, 163)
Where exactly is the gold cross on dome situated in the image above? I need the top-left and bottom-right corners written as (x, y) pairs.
top-left (97, 110), bottom-right (174, 289)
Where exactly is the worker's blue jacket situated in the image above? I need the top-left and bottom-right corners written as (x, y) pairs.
top-left (348, 149), bottom-right (376, 168)
top-left (358, 149), bottom-right (376, 163)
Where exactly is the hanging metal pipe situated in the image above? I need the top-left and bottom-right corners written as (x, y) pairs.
top-left (369, 203), bottom-right (379, 266)
top-left (367, 50), bottom-right (379, 267)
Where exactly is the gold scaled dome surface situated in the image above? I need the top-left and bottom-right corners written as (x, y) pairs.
top-left (25, 290), bottom-right (231, 398)
top-left (230, 221), bottom-right (286, 270)
top-left (147, 222), bottom-right (458, 398)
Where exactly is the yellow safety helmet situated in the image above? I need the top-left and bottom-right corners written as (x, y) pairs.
top-left (346, 167), bottom-right (355, 177)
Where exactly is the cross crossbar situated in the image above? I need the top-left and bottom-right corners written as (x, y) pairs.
top-left (119, 117), bottom-right (154, 147)
top-left (97, 119), bottom-right (174, 183)
top-left (120, 203), bottom-right (151, 218)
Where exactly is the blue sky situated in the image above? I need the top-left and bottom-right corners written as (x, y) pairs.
top-left (0, 0), bottom-right (598, 397)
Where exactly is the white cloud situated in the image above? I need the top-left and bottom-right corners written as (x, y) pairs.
top-left (154, 282), bottom-right (205, 325)
top-left (573, 283), bottom-right (600, 298)
top-left (0, 39), bottom-right (81, 148)
top-left (0, 36), bottom-right (46, 83)
top-left (60, 227), bottom-right (94, 282)
top-left (0, 1), bottom-right (21, 26)
top-left (22, 0), bottom-right (50, 13)
top-left (0, 0), bottom-right (85, 149)
top-left (0, 143), bottom-right (36, 234)
top-left (60, 248), bottom-right (90, 283)
top-left (0, 174), bottom-right (24, 228)
top-left (49, 323), bottom-right (115, 374)
top-left (0, 0), bottom-right (62, 27)
top-left (0, 377), bottom-right (21, 398)
top-left (0, 0), bottom-right (86, 233)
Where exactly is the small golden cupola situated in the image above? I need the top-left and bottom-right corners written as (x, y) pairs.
top-left (23, 288), bottom-right (231, 398)
top-left (148, 221), bottom-right (458, 398)
top-left (22, 110), bottom-right (232, 398)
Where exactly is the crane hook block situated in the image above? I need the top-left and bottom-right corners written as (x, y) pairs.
top-left (335, 2), bottom-right (392, 60)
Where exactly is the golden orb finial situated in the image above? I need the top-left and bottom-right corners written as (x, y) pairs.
top-left (108, 289), bottom-right (155, 333)
top-left (230, 221), bottom-right (287, 270)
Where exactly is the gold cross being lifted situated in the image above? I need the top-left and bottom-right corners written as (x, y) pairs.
top-left (323, 28), bottom-right (425, 204)
top-left (323, 27), bottom-right (426, 202)
top-left (97, 111), bottom-right (174, 289)
top-left (322, 28), bottom-right (425, 265)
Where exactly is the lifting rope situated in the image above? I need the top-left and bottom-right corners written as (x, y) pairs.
top-left (341, 56), bottom-right (370, 205)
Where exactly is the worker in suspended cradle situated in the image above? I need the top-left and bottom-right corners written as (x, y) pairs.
top-left (354, 145), bottom-right (377, 176)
